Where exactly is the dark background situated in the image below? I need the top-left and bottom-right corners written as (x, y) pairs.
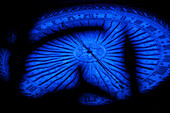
top-left (0, 0), bottom-right (170, 113)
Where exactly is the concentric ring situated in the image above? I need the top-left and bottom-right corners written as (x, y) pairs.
top-left (19, 5), bottom-right (170, 103)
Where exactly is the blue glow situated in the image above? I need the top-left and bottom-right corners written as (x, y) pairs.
top-left (0, 48), bottom-right (10, 81)
top-left (7, 29), bottom-right (17, 44)
top-left (21, 29), bottom-right (131, 99)
top-left (125, 26), bottom-right (164, 93)
top-left (79, 93), bottom-right (113, 106)
top-left (20, 4), bottom-right (170, 105)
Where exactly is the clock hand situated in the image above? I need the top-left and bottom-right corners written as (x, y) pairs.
top-left (60, 23), bottom-right (127, 88)
top-left (70, 33), bottom-right (127, 89)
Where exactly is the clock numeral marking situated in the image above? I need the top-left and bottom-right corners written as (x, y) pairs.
top-left (145, 78), bottom-right (155, 85)
top-left (163, 55), bottom-right (170, 62)
top-left (158, 34), bottom-right (166, 39)
top-left (26, 85), bottom-right (37, 92)
top-left (134, 19), bottom-right (144, 25)
top-left (84, 95), bottom-right (98, 102)
top-left (120, 16), bottom-right (126, 20)
top-left (104, 14), bottom-right (108, 18)
top-left (51, 20), bottom-right (57, 25)
top-left (163, 45), bottom-right (170, 50)
top-left (156, 66), bottom-right (168, 75)
top-left (67, 16), bottom-right (76, 20)
top-left (84, 96), bottom-right (90, 102)
top-left (61, 22), bottom-right (69, 28)
top-left (146, 25), bottom-right (157, 32)
top-left (126, 8), bottom-right (136, 14)
top-left (83, 14), bottom-right (95, 18)
top-left (34, 26), bottom-right (42, 31)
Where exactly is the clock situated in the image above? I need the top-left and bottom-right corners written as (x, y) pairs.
top-left (19, 4), bottom-right (170, 106)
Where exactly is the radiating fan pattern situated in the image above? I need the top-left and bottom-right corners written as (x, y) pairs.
top-left (20, 22), bottom-right (132, 99)
top-left (128, 28), bottom-right (161, 92)
top-left (20, 21), bottom-right (161, 100)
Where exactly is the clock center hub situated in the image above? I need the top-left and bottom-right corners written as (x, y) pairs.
top-left (74, 44), bottom-right (106, 62)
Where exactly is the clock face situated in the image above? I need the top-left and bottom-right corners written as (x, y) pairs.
top-left (19, 4), bottom-right (170, 105)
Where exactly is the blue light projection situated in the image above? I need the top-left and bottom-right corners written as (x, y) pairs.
top-left (78, 93), bottom-right (113, 106)
top-left (20, 28), bottom-right (131, 99)
top-left (7, 29), bottom-right (17, 44)
top-left (20, 4), bottom-right (170, 105)
top-left (0, 48), bottom-right (10, 81)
